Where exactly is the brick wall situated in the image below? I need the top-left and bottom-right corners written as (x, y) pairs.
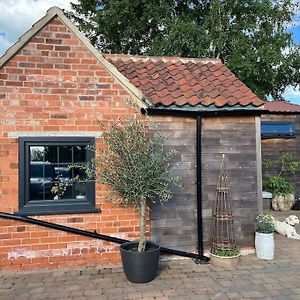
top-left (0, 17), bottom-right (145, 271)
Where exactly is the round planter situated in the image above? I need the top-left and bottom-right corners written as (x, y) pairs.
top-left (209, 252), bottom-right (240, 268)
top-left (255, 231), bottom-right (274, 260)
top-left (76, 195), bottom-right (85, 200)
top-left (120, 241), bottom-right (160, 283)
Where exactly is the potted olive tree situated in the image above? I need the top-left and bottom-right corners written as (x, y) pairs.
top-left (255, 213), bottom-right (274, 260)
top-left (80, 118), bottom-right (179, 283)
top-left (263, 153), bottom-right (299, 211)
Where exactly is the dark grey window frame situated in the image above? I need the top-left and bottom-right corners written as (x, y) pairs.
top-left (261, 121), bottom-right (295, 139)
top-left (17, 136), bottom-right (99, 216)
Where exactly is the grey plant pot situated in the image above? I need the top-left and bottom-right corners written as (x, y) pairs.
top-left (120, 241), bottom-right (160, 283)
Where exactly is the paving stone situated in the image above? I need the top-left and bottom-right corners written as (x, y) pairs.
top-left (1, 233), bottom-right (300, 299)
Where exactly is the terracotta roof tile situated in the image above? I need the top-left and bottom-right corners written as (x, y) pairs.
top-left (104, 54), bottom-right (264, 108)
top-left (264, 101), bottom-right (300, 112)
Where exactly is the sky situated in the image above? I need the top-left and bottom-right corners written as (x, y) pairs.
top-left (0, 0), bottom-right (299, 103)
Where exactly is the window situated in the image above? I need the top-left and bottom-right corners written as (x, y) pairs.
top-left (261, 122), bottom-right (295, 139)
top-left (18, 137), bottom-right (98, 215)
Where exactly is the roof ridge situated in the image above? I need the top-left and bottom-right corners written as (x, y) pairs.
top-left (265, 100), bottom-right (300, 106)
top-left (104, 53), bottom-right (221, 64)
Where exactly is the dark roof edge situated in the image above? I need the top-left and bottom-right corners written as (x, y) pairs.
top-left (144, 107), bottom-right (265, 117)
top-left (262, 111), bottom-right (300, 115)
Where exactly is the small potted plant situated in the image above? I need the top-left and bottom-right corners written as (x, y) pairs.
top-left (76, 118), bottom-right (179, 283)
top-left (210, 246), bottom-right (241, 267)
top-left (255, 213), bottom-right (275, 260)
top-left (263, 153), bottom-right (299, 211)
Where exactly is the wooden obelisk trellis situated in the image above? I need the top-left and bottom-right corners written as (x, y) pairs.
top-left (211, 154), bottom-right (237, 252)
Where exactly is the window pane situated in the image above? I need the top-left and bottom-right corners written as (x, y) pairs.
top-left (261, 122), bottom-right (295, 138)
top-left (52, 165), bottom-right (73, 200)
top-left (44, 146), bottom-right (58, 163)
top-left (30, 146), bottom-right (45, 162)
top-left (75, 182), bottom-right (86, 198)
top-left (30, 162), bottom-right (55, 200)
top-left (59, 146), bottom-right (73, 163)
top-left (54, 166), bottom-right (72, 179)
top-left (74, 145), bottom-right (86, 162)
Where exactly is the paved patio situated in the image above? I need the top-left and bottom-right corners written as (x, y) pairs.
top-left (1, 211), bottom-right (300, 300)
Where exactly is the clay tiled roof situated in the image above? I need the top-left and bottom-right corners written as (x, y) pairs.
top-left (264, 101), bottom-right (300, 113)
top-left (105, 54), bottom-right (264, 108)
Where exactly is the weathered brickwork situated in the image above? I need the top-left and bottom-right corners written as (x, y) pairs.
top-left (0, 17), bottom-right (145, 271)
top-left (151, 116), bottom-right (259, 251)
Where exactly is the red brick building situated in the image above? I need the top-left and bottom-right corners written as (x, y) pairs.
top-left (0, 7), bottom-right (265, 271)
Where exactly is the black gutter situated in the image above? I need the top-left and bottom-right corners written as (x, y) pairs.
top-left (0, 212), bottom-right (209, 261)
top-left (196, 116), bottom-right (204, 256)
top-left (143, 107), bottom-right (265, 117)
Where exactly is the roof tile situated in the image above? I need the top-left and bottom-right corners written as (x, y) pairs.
top-left (264, 101), bottom-right (300, 112)
top-left (104, 54), bottom-right (263, 108)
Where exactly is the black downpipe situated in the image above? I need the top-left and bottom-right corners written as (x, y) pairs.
top-left (0, 212), bottom-right (209, 261)
top-left (196, 116), bottom-right (204, 256)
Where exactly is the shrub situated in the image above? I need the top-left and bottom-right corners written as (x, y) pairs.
top-left (262, 152), bottom-right (299, 196)
top-left (262, 175), bottom-right (294, 196)
top-left (211, 246), bottom-right (240, 257)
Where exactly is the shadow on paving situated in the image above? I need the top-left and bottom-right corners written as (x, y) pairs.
top-left (1, 211), bottom-right (300, 300)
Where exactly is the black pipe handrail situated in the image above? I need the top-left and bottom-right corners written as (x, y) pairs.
top-left (0, 212), bottom-right (209, 262)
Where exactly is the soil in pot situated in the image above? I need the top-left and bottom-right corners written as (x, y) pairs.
top-left (120, 241), bottom-right (160, 283)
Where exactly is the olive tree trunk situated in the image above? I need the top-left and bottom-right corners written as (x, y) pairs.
top-left (138, 199), bottom-right (146, 252)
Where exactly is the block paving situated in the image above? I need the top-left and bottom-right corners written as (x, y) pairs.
top-left (1, 225), bottom-right (300, 300)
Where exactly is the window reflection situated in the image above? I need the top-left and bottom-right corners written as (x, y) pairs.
top-left (28, 145), bottom-right (87, 201)
top-left (30, 146), bottom-right (45, 162)
top-left (30, 162), bottom-right (55, 200)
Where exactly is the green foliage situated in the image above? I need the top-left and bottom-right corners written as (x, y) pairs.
top-left (278, 153), bottom-right (299, 175)
top-left (97, 118), bottom-right (179, 207)
top-left (256, 213), bottom-right (274, 234)
top-left (67, 0), bottom-right (300, 99)
top-left (262, 152), bottom-right (299, 196)
top-left (211, 246), bottom-right (240, 257)
top-left (262, 176), bottom-right (294, 196)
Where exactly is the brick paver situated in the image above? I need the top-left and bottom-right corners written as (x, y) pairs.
top-left (1, 212), bottom-right (300, 299)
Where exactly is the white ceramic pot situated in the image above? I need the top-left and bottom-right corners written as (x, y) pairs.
top-left (255, 231), bottom-right (274, 260)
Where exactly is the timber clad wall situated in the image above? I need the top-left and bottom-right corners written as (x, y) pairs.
top-left (150, 116), bottom-right (198, 251)
top-left (0, 17), bottom-right (143, 271)
top-left (202, 116), bottom-right (259, 248)
top-left (261, 114), bottom-right (300, 197)
top-left (151, 115), bottom-right (259, 251)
